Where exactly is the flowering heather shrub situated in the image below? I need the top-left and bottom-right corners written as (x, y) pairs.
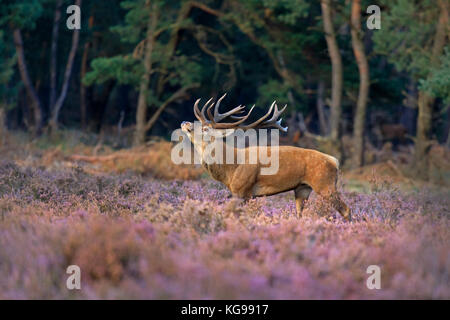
top-left (0, 161), bottom-right (449, 299)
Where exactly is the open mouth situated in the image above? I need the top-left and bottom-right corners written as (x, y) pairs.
top-left (181, 121), bottom-right (193, 132)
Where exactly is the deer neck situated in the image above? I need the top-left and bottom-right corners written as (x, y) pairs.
top-left (197, 142), bottom-right (238, 185)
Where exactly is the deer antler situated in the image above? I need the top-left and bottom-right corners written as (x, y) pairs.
top-left (257, 103), bottom-right (288, 132)
top-left (212, 93), bottom-right (246, 122)
top-left (205, 93), bottom-right (255, 129)
top-left (193, 94), bottom-right (287, 132)
top-left (194, 97), bottom-right (213, 123)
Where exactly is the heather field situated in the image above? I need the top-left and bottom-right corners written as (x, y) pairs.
top-left (0, 139), bottom-right (449, 299)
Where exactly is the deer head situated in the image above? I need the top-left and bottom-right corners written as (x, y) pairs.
top-left (181, 93), bottom-right (288, 156)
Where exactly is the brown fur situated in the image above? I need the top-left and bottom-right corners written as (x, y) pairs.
top-left (197, 140), bottom-right (351, 220)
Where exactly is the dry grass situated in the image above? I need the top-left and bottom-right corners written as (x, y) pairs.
top-left (68, 142), bottom-right (203, 180)
top-left (1, 131), bottom-right (203, 180)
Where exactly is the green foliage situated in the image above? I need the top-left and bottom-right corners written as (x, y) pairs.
top-left (0, 32), bottom-right (15, 83)
top-left (168, 55), bottom-right (203, 87)
top-left (257, 79), bottom-right (291, 108)
top-left (83, 55), bottom-right (143, 86)
top-left (84, 0), bottom-right (205, 96)
top-left (0, 0), bottom-right (44, 29)
top-left (227, 0), bottom-right (313, 57)
top-left (111, 0), bottom-right (151, 44)
top-left (261, 0), bottom-right (310, 26)
top-left (373, 0), bottom-right (441, 79)
top-left (420, 48), bottom-right (450, 105)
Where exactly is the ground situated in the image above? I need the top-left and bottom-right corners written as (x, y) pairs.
top-left (0, 132), bottom-right (449, 299)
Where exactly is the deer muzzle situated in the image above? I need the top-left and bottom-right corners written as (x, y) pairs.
top-left (181, 121), bottom-right (193, 132)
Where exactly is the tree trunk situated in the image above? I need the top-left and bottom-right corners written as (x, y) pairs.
top-left (49, 0), bottom-right (63, 112)
top-left (80, 41), bottom-right (90, 129)
top-left (351, 0), bottom-right (370, 168)
top-left (0, 108), bottom-right (6, 146)
top-left (445, 105), bottom-right (450, 148)
top-left (414, 1), bottom-right (448, 178)
top-left (80, 14), bottom-right (94, 130)
top-left (90, 81), bottom-right (114, 132)
top-left (316, 80), bottom-right (328, 135)
top-left (446, 124), bottom-right (450, 148)
top-left (320, 0), bottom-right (343, 142)
top-left (13, 29), bottom-right (43, 136)
top-left (415, 91), bottom-right (434, 177)
top-left (134, 1), bottom-right (158, 146)
top-left (49, 0), bottom-right (82, 134)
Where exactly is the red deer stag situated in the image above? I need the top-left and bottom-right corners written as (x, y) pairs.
top-left (180, 94), bottom-right (351, 221)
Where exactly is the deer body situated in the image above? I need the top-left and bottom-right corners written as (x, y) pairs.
top-left (181, 94), bottom-right (351, 221)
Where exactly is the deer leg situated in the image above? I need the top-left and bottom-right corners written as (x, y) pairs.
top-left (294, 185), bottom-right (312, 218)
top-left (229, 165), bottom-right (258, 199)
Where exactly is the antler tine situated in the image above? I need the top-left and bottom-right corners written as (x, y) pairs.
top-left (263, 103), bottom-right (287, 124)
top-left (213, 105), bottom-right (246, 122)
top-left (200, 98), bottom-right (214, 122)
top-left (259, 104), bottom-right (288, 132)
top-left (204, 93), bottom-right (247, 124)
top-left (206, 103), bottom-right (215, 123)
top-left (193, 99), bottom-right (204, 123)
top-left (208, 93), bottom-right (246, 123)
top-left (229, 114), bottom-right (247, 120)
top-left (237, 101), bottom-right (276, 130)
top-left (212, 105), bottom-right (255, 129)
top-left (259, 118), bottom-right (288, 132)
top-left (213, 93), bottom-right (227, 121)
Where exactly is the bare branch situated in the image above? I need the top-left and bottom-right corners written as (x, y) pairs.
top-left (145, 83), bottom-right (200, 131)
